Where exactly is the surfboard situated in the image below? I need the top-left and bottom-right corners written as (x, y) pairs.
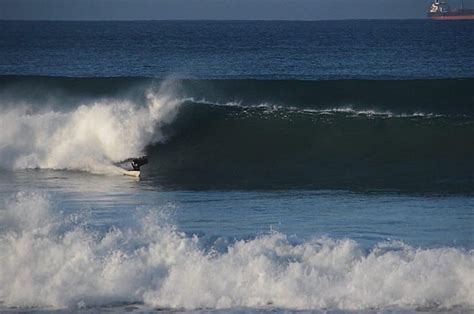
top-left (122, 170), bottom-right (140, 177)
top-left (116, 156), bottom-right (147, 178)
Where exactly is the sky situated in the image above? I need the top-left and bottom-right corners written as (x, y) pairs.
top-left (1, 0), bottom-right (473, 20)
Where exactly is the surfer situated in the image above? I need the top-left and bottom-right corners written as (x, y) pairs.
top-left (131, 160), bottom-right (140, 170)
top-left (130, 157), bottom-right (148, 170)
top-left (115, 156), bottom-right (148, 177)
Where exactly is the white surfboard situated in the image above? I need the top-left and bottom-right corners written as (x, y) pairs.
top-left (122, 170), bottom-right (140, 177)
top-left (116, 156), bottom-right (147, 178)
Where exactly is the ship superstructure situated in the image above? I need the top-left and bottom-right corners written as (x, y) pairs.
top-left (428, 0), bottom-right (474, 19)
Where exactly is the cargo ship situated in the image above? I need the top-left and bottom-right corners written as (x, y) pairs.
top-left (428, 0), bottom-right (474, 19)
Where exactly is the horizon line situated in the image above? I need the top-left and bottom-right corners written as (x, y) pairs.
top-left (0, 17), bottom-right (429, 22)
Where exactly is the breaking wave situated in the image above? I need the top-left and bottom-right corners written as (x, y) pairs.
top-left (0, 192), bottom-right (473, 310)
top-left (1, 76), bottom-right (473, 191)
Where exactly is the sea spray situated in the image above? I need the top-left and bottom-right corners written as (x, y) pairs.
top-left (0, 192), bottom-right (473, 310)
top-left (0, 81), bottom-right (182, 173)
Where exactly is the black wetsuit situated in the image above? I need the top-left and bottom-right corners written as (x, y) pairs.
top-left (130, 157), bottom-right (148, 170)
top-left (131, 161), bottom-right (140, 170)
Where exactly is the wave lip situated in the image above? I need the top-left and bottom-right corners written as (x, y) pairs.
top-left (1, 76), bottom-right (474, 115)
top-left (0, 192), bottom-right (473, 310)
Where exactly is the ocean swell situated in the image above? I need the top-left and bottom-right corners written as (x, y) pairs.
top-left (0, 192), bottom-right (473, 310)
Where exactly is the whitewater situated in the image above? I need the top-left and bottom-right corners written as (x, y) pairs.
top-left (1, 192), bottom-right (473, 310)
top-left (0, 81), bottom-right (182, 174)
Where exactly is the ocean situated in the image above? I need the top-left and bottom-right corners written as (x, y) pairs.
top-left (0, 20), bottom-right (473, 312)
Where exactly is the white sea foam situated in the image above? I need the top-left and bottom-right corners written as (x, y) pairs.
top-left (196, 100), bottom-right (441, 118)
top-left (301, 106), bottom-right (444, 118)
top-left (0, 82), bottom-right (182, 174)
top-left (0, 192), bottom-right (472, 310)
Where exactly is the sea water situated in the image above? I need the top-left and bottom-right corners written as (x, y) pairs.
top-left (0, 20), bottom-right (473, 312)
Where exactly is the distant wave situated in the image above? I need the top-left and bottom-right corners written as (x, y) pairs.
top-left (1, 192), bottom-right (473, 310)
top-left (1, 76), bottom-right (473, 191)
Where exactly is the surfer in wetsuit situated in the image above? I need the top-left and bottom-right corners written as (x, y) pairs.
top-left (130, 157), bottom-right (148, 171)
top-left (131, 160), bottom-right (140, 171)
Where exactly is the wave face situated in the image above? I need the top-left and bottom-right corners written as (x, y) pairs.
top-left (0, 192), bottom-right (473, 310)
top-left (1, 76), bottom-right (473, 191)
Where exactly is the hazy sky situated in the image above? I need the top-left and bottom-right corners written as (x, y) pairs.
top-left (1, 0), bottom-right (473, 20)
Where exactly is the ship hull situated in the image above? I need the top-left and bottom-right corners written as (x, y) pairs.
top-left (430, 15), bottom-right (474, 19)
